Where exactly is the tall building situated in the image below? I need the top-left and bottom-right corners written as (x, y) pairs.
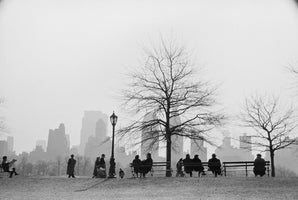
top-left (7, 136), bottom-right (14, 153)
top-left (240, 133), bottom-right (252, 151)
top-left (79, 111), bottom-right (108, 155)
top-left (36, 140), bottom-right (47, 151)
top-left (141, 111), bottom-right (159, 158)
top-left (0, 140), bottom-right (8, 157)
top-left (190, 139), bottom-right (207, 162)
top-left (170, 115), bottom-right (183, 163)
top-left (46, 123), bottom-right (69, 160)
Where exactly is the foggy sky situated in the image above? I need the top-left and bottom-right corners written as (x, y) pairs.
top-left (1, 0), bottom-right (298, 153)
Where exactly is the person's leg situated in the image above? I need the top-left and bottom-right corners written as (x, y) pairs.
top-left (72, 174), bottom-right (75, 178)
top-left (190, 171), bottom-right (192, 177)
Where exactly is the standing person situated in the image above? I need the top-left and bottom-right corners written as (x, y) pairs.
top-left (1, 156), bottom-right (18, 178)
top-left (192, 154), bottom-right (204, 177)
top-left (183, 154), bottom-right (193, 177)
top-left (140, 153), bottom-right (153, 178)
top-left (132, 155), bottom-right (142, 177)
top-left (67, 154), bottom-right (76, 178)
top-left (98, 154), bottom-right (106, 178)
top-left (93, 156), bottom-right (101, 178)
top-left (176, 158), bottom-right (184, 177)
top-left (253, 154), bottom-right (266, 177)
top-left (208, 153), bottom-right (221, 177)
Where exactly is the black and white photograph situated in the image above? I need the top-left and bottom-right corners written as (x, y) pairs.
top-left (1, 0), bottom-right (298, 199)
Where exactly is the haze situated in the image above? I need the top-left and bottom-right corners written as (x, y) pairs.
top-left (1, 0), bottom-right (298, 153)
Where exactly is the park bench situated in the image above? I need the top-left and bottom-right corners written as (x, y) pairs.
top-left (180, 162), bottom-right (223, 177)
top-left (222, 161), bottom-right (270, 176)
top-left (129, 161), bottom-right (172, 177)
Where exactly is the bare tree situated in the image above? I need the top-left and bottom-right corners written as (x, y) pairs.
top-left (119, 39), bottom-right (223, 177)
top-left (240, 95), bottom-right (298, 177)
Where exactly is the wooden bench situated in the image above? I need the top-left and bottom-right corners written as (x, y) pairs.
top-left (129, 161), bottom-right (172, 177)
top-left (222, 161), bottom-right (270, 176)
top-left (180, 162), bottom-right (223, 177)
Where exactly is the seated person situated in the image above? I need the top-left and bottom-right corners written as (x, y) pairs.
top-left (1, 156), bottom-right (18, 178)
top-left (208, 153), bottom-right (221, 177)
top-left (132, 155), bottom-right (142, 177)
top-left (192, 154), bottom-right (204, 177)
top-left (139, 153), bottom-right (153, 178)
top-left (176, 158), bottom-right (184, 177)
top-left (183, 154), bottom-right (193, 177)
top-left (253, 154), bottom-right (266, 177)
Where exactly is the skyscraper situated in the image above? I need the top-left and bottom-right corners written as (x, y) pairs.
top-left (46, 123), bottom-right (69, 160)
top-left (190, 139), bottom-right (207, 162)
top-left (7, 136), bottom-right (14, 153)
top-left (170, 115), bottom-right (184, 163)
top-left (240, 133), bottom-right (252, 151)
top-left (79, 111), bottom-right (108, 155)
top-left (141, 111), bottom-right (159, 158)
top-left (36, 140), bottom-right (47, 151)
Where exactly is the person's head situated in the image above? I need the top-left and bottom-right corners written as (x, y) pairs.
top-left (194, 154), bottom-right (199, 159)
top-left (179, 158), bottom-right (183, 162)
top-left (257, 154), bottom-right (262, 158)
top-left (71, 154), bottom-right (74, 158)
top-left (101, 154), bottom-right (105, 158)
top-left (186, 154), bottom-right (190, 159)
top-left (212, 153), bottom-right (216, 158)
top-left (2, 156), bottom-right (7, 161)
top-left (135, 155), bottom-right (139, 159)
top-left (147, 153), bottom-right (151, 159)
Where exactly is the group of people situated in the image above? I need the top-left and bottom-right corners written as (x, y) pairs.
top-left (177, 153), bottom-right (222, 177)
top-left (132, 153), bottom-right (153, 178)
top-left (1, 152), bottom-right (267, 179)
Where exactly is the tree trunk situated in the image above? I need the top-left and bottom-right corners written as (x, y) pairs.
top-left (270, 150), bottom-right (275, 177)
top-left (166, 135), bottom-right (172, 177)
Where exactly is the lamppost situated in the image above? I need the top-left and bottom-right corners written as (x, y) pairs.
top-left (108, 111), bottom-right (118, 178)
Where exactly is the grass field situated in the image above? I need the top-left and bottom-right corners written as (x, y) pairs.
top-left (1, 175), bottom-right (298, 200)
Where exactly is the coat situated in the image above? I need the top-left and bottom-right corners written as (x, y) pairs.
top-left (67, 158), bottom-right (76, 175)
top-left (254, 157), bottom-right (266, 172)
top-left (183, 157), bottom-right (193, 173)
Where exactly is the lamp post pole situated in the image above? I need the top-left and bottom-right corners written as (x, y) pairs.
top-left (108, 111), bottom-right (117, 178)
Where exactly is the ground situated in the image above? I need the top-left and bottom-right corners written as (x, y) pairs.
top-left (0, 175), bottom-right (298, 200)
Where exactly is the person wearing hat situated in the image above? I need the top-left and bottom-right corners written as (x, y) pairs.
top-left (67, 154), bottom-right (76, 178)
top-left (253, 154), bottom-right (266, 177)
top-left (208, 153), bottom-right (221, 177)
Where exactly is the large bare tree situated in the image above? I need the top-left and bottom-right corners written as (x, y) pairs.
top-left (119, 39), bottom-right (223, 177)
top-left (240, 95), bottom-right (298, 177)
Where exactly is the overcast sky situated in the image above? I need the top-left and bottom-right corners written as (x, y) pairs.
top-left (1, 0), bottom-right (298, 153)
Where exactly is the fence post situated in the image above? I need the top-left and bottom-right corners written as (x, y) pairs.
top-left (245, 162), bottom-right (248, 177)
top-left (224, 163), bottom-right (226, 176)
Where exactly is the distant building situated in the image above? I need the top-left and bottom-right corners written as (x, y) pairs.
top-left (240, 133), bottom-right (252, 151)
top-left (46, 123), bottom-right (69, 160)
top-left (70, 145), bottom-right (79, 156)
top-left (79, 111), bottom-right (108, 155)
top-left (170, 115), bottom-right (183, 163)
top-left (0, 140), bottom-right (8, 157)
top-left (215, 133), bottom-right (254, 162)
top-left (29, 145), bottom-right (47, 163)
top-left (141, 111), bottom-right (159, 158)
top-left (7, 136), bottom-right (14, 153)
top-left (36, 140), bottom-right (47, 151)
top-left (190, 139), bottom-right (207, 162)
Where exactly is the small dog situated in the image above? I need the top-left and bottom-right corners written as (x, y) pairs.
top-left (119, 168), bottom-right (125, 179)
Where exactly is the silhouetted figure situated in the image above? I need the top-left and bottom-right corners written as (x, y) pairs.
top-left (253, 154), bottom-right (266, 177)
top-left (208, 153), bottom-right (221, 177)
top-left (1, 156), bottom-right (18, 178)
top-left (176, 158), bottom-right (184, 177)
top-left (192, 154), bottom-right (204, 177)
top-left (119, 168), bottom-right (125, 179)
top-left (93, 154), bottom-right (106, 178)
top-left (132, 155), bottom-right (142, 177)
top-left (67, 154), bottom-right (76, 178)
top-left (140, 153), bottom-right (153, 178)
top-left (183, 154), bottom-right (193, 177)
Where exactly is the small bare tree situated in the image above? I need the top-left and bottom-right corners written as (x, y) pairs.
top-left (119, 39), bottom-right (224, 177)
top-left (240, 95), bottom-right (298, 177)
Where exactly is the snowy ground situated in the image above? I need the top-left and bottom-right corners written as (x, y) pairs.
top-left (0, 175), bottom-right (298, 200)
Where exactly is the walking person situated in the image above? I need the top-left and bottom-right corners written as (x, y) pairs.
top-left (67, 154), bottom-right (76, 178)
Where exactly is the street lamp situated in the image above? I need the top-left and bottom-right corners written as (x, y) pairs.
top-left (108, 111), bottom-right (118, 178)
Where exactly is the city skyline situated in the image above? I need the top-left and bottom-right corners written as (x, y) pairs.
top-left (1, 0), bottom-right (298, 153)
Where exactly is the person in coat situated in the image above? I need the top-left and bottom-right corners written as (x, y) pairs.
top-left (208, 153), bottom-right (221, 177)
top-left (1, 156), bottom-right (18, 178)
top-left (253, 154), bottom-right (266, 177)
top-left (140, 153), bottom-right (153, 178)
top-left (67, 154), bottom-right (76, 178)
top-left (183, 154), bottom-right (193, 177)
top-left (132, 155), bottom-right (142, 177)
top-left (192, 154), bottom-right (204, 177)
top-left (176, 158), bottom-right (184, 177)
